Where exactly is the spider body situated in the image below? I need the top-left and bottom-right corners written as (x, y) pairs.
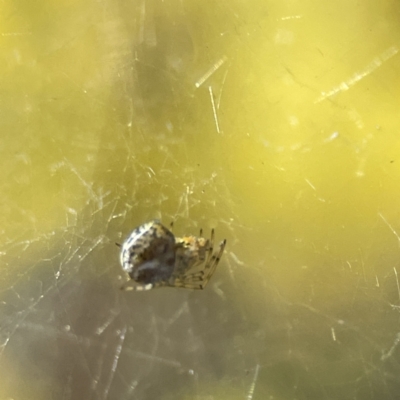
top-left (119, 220), bottom-right (226, 291)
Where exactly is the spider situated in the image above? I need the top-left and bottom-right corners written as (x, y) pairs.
top-left (118, 220), bottom-right (226, 291)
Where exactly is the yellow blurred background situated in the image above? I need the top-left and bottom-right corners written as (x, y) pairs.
top-left (1, 1), bottom-right (400, 399)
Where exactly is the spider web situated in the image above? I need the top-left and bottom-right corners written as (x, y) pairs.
top-left (1, 1), bottom-right (400, 399)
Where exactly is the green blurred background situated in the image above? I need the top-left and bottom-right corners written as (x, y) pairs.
top-left (1, 1), bottom-right (400, 399)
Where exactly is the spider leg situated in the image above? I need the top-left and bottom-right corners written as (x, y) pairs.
top-left (120, 280), bottom-right (155, 291)
top-left (200, 229), bottom-right (218, 278)
top-left (204, 229), bottom-right (215, 267)
top-left (168, 269), bottom-right (207, 289)
top-left (198, 239), bottom-right (227, 288)
top-left (168, 276), bottom-right (206, 290)
top-left (171, 238), bottom-right (226, 290)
